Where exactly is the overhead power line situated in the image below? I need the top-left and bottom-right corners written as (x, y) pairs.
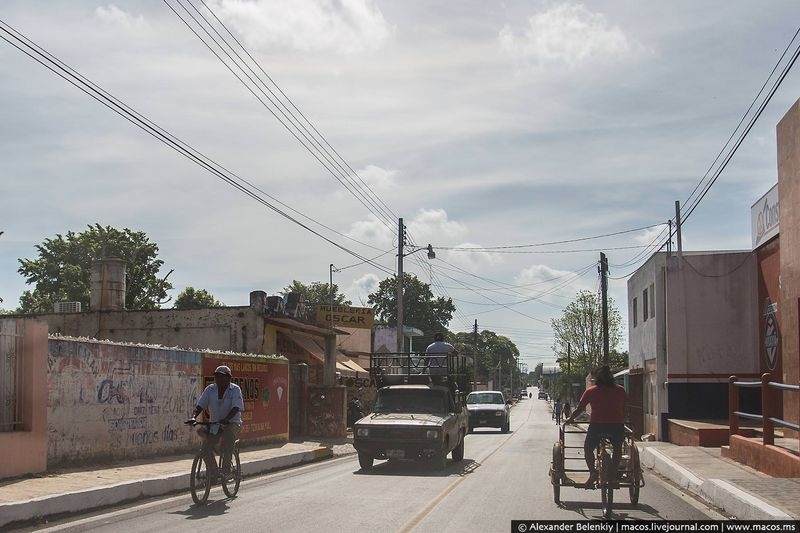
top-left (165, 0), bottom-right (399, 234)
top-left (0, 19), bottom-right (396, 277)
top-left (680, 26), bottom-right (800, 224)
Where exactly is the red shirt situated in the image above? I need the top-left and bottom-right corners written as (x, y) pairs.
top-left (579, 384), bottom-right (628, 424)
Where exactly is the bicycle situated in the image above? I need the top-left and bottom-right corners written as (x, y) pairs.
top-left (184, 420), bottom-right (242, 505)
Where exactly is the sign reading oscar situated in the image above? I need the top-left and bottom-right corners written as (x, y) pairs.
top-left (316, 305), bottom-right (375, 329)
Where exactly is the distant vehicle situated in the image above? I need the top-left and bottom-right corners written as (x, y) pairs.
top-left (538, 391), bottom-right (548, 400)
top-left (466, 391), bottom-right (511, 433)
top-left (519, 388), bottom-right (528, 398)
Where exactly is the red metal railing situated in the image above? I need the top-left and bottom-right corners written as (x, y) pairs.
top-left (729, 373), bottom-right (799, 445)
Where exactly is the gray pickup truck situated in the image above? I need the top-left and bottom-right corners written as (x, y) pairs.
top-left (353, 380), bottom-right (468, 471)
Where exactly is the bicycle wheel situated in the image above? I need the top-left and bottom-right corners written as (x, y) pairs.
top-left (600, 450), bottom-right (613, 519)
top-left (628, 445), bottom-right (640, 505)
top-left (190, 453), bottom-right (211, 505)
top-left (222, 445), bottom-right (241, 498)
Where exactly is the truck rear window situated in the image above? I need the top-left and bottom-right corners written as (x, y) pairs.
top-left (374, 389), bottom-right (448, 414)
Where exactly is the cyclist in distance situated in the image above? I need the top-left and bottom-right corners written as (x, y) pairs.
top-left (187, 365), bottom-right (244, 481)
top-left (563, 365), bottom-right (628, 485)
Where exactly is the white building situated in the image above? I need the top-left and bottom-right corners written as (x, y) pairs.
top-left (627, 251), bottom-right (759, 440)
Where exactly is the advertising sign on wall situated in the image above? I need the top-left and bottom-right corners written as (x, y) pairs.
top-left (751, 184), bottom-right (779, 249)
top-left (202, 355), bottom-right (289, 440)
top-left (315, 305), bottom-right (375, 329)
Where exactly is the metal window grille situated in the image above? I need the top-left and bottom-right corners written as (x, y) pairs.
top-left (0, 322), bottom-right (23, 432)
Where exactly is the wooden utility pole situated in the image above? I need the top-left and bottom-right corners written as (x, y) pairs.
top-left (473, 319), bottom-right (478, 390)
top-left (675, 201), bottom-right (683, 259)
top-left (396, 218), bottom-right (404, 355)
top-left (600, 252), bottom-right (609, 367)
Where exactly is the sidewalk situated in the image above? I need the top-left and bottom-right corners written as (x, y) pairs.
top-left (638, 441), bottom-right (800, 520)
top-left (1, 436), bottom-right (798, 528)
top-left (0, 437), bottom-right (356, 530)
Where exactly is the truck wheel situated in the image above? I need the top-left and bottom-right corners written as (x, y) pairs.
top-left (501, 418), bottom-right (510, 433)
top-left (358, 453), bottom-right (374, 471)
top-left (452, 433), bottom-right (465, 462)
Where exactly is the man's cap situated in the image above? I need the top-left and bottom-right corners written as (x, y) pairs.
top-left (214, 365), bottom-right (232, 376)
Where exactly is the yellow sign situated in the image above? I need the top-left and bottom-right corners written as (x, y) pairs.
top-left (316, 305), bottom-right (375, 329)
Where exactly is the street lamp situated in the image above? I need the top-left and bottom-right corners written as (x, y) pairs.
top-left (396, 217), bottom-right (435, 354)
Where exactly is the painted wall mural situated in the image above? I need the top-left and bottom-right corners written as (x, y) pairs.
top-left (47, 338), bottom-right (201, 465)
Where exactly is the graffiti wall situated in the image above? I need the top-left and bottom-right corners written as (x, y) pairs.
top-left (47, 337), bottom-right (201, 466)
top-left (201, 355), bottom-right (289, 441)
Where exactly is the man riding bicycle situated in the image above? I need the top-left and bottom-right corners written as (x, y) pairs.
top-left (563, 365), bottom-right (627, 485)
top-left (186, 365), bottom-right (244, 482)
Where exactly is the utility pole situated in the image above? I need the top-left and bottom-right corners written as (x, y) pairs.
top-left (396, 218), bottom-right (405, 355)
top-left (675, 201), bottom-right (683, 259)
top-left (667, 220), bottom-right (673, 256)
top-left (600, 252), bottom-right (609, 367)
top-left (567, 342), bottom-right (571, 373)
top-left (473, 319), bottom-right (478, 390)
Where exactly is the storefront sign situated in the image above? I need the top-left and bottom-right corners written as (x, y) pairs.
top-left (751, 184), bottom-right (779, 249)
top-left (316, 305), bottom-right (375, 329)
top-left (201, 356), bottom-right (289, 440)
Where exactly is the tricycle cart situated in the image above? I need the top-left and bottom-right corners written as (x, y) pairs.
top-left (549, 422), bottom-right (644, 518)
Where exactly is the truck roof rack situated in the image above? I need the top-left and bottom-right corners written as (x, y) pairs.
top-left (369, 352), bottom-right (471, 394)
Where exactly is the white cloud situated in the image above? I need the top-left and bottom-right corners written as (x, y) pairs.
top-left (408, 209), bottom-right (467, 243)
top-left (346, 214), bottom-right (394, 247)
top-left (347, 272), bottom-right (380, 305)
top-left (357, 164), bottom-right (396, 191)
top-left (515, 263), bottom-right (594, 297)
top-left (208, 0), bottom-right (393, 54)
top-left (95, 5), bottom-right (145, 29)
top-left (499, 3), bottom-right (632, 68)
top-left (441, 244), bottom-right (503, 274)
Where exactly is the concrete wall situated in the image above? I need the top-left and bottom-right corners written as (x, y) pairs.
top-left (47, 337), bottom-right (202, 466)
top-left (34, 307), bottom-right (265, 355)
top-left (665, 253), bottom-right (758, 378)
top-left (0, 319), bottom-right (48, 479)
top-left (777, 99), bottom-right (800, 436)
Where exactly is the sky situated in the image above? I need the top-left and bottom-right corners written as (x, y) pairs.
top-left (1, 1), bottom-right (799, 368)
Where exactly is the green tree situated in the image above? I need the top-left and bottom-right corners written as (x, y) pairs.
top-left (452, 329), bottom-right (520, 387)
top-left (173, 287), bottom-right (223, 310)
top-left (550, 290), bottom-right (624, 377)
top-left (367, 273), bottom-right (455, 345)
top-left (282, 280), bottom-right (351, 307)
top-left (17, 224), bottom-right (172, 312)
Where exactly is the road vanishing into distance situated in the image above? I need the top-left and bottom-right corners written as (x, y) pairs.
top-left (18, 390), bottom-right (727, 533)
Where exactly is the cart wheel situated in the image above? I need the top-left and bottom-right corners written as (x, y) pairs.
top-left (628, 445), bottom-right (641, 505)
top-left (601, 484), bottom-right (614, 519)
top-left (600, 451), bottom-right (613, 519)
top-left (551, 442), bottom-right (564, 504)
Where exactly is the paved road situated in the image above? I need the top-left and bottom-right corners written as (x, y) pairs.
top-left (17, 392), bottom-right (725, 532)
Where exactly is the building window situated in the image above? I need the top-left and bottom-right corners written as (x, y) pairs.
top-left (643, 288), bottom-right (649, 322)
top-left (0, 328), bottom-right (23, 432)
top-left (649, 283), bottom-right (655, 319)
top-left (633, 298), bottom-right (638, 327)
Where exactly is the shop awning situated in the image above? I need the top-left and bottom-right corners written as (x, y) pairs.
top-left (292, 335), bottom-right (325, 364)
top-left (336, 351), bottom-right (369, 374)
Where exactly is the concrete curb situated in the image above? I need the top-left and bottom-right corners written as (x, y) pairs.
top-left (0, 447), bottom-right (332, 529)
top-left (700, 479), bottom-right (793, 520)
top-left (639, 446), bottom-right (703, 493)
top-left (639, 446), bottom-right (792, 520)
